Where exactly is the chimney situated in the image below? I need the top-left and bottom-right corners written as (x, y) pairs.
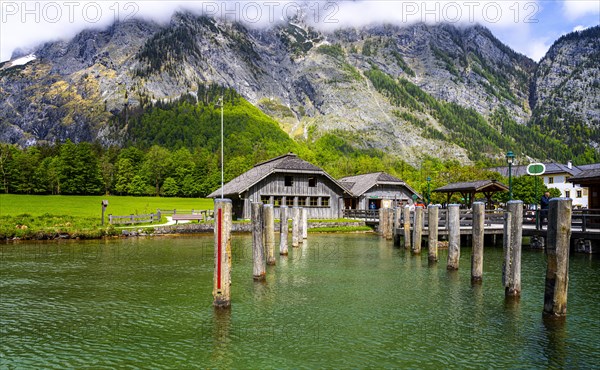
top-left (567, 160), bottom-right (572, 169)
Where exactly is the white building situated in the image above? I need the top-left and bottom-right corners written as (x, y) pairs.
top-left (490, 161), bottom-right (600, 209)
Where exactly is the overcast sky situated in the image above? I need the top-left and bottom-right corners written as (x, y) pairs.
top-left (1, 0), bottom-right (599, 62)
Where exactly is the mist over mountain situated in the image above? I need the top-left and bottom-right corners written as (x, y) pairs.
top-left (0, 13), bottom-right (598, 165)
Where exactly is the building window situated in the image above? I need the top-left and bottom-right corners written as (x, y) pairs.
top-left (548, 177), bottom-right (554, 184)
top-left (284, 176), bottom-right (293, 187)
top-left (577, 190), bottom-right (582, 198)
top-left (322, 197), bottom-right (330, 207)
top-left (274, 196), bottom-right (282, 207)
top-left (310, 197), bottom-right (318, 207)
top-left (286, 197), bottom-right (294, 207)
top-left (261, 195), bottom-right (270, 204)
top-left (298, 197), bottom-right (306, 207)
top-left (308, 177), bottom-right (317, 187)
top-left (565, 190), bottom-right (570, 198)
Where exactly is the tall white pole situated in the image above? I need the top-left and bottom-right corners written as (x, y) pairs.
top-left (220, 96), bottom-right (224, 200)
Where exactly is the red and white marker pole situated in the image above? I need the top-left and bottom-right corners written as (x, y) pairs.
top-left (213, 198), bottom-right (232, 308)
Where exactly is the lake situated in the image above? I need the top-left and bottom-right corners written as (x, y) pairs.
top-left (1, 234), bottom-right (599, 368)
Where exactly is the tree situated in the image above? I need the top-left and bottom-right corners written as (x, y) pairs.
top-left (57, 140), bottom-right (103, 194)
top-left (114, 158), bottom-right (135, 195)
top-left (161, 177), bottom-right (180, 197)
top-left (128, 175), bottom-right (150, 196)
top-left (141, 145), bottom-right (172, 196)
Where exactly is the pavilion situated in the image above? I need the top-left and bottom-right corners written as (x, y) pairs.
top-left (433, 180), bottom-right (509, 208)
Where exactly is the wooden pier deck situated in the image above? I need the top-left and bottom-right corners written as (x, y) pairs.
top-left (344, 208), bottom-right (600, 244)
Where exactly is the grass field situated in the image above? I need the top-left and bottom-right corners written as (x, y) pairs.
top-left (0, 195), bottom-right (214, 239)
top-left (0, 194), bottom-right (213, 218)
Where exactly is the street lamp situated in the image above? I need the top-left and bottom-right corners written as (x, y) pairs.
top-left (506, 151), bottom-right (515, 200)
top-left (426, 176), bottom-right (431, 205)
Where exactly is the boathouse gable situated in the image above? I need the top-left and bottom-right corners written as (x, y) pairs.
top-left (208, 153), bottom-right (348, 219)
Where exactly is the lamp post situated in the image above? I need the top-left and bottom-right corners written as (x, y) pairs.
top-left (426, 176), bottom-right (431, 205)
top-left (506, 151), bottom-right (515, 200)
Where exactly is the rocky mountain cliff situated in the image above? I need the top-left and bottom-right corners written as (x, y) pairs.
top-left (531, 26), bottom-right (600, 156)
top-left (0, 13), bottom-right (598, 165)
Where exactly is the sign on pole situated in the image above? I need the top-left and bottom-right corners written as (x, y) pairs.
top-left (527, 163), bottom-right (546, 176)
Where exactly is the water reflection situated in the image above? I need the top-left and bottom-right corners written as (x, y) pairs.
top-left (211, 308), bottom-right (232, 368)
top-left (542, 315), bottom-right (567, 368)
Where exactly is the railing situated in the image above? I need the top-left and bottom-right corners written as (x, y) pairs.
top-left (157, 209), bottom-right (214, 218)
top-left (109, 211), bottom-right (162, 225)
top-left (344, 207), bottom-right (600, 232)
top-left (342, 209), bottom-right (380, 221)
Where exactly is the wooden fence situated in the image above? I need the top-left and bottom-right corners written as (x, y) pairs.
top-left (109, 210), bottom-right (162, 225)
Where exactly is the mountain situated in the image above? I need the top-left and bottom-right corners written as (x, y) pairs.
top-left (530, 26), bottom-right (600, 161)
top-left (0, 14), bottom-right (598, 165)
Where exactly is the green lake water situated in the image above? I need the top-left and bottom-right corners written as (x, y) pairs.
top-left (1, 234), bottom-right (599, 368)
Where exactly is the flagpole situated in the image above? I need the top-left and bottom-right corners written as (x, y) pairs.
top-left (220, 95), bottom-right (224, 199)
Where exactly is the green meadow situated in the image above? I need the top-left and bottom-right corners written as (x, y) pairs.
top-left (0, 194), bottom-right (213, 217)
top-left (0, 195), bottom-right (213, 239)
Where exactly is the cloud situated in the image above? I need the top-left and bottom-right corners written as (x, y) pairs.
top-left (573, 24), bottom-right (589, 32)
top-left (0, 0), bottom-right (553, 62)
top-left (562, 0), bottom-right (600, 20)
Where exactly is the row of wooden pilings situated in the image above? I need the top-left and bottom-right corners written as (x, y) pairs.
top-left (379, 199), bottom-right (572, 318)
top-left (212, 199), bottom-right (308, 308)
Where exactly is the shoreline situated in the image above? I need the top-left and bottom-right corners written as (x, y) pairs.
top-left (2, 221), bottom-right (372, 242)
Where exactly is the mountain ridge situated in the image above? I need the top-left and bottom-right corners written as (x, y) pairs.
top-left (0, 14), bottom-right (598, 165)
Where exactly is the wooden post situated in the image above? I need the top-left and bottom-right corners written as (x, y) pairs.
top-left (251, 202), bottom-right (266, 281)
top-left (301, 208), bottom-right (308, 240)
top-left (403, 206), bottom-right (411, 249)
top-left (279, 206), bottom-right (289, 255)
top-left (394, 207), bottom-right (402, 232)
top-left (447, 204), bottom-right (460, 270)
top-left (544, 198), bottom-right (572, 317)
top-left (471, 202), bottom-right (485, 283)
top-left (504, 200), bottom-right (523, 298)
top-left (213, 199), bottom-right (232, 308)
top-left (428, 205), bottom-right (439, 262)
top-left (412, 206), bottom-right (424, 254)
top-left (502, 211), bottom-right (512, 290)
top-left (379, 208), bottom-right (393, 239)
top-left (264, 204), bottom-right (276, 266)
top-left (386, 208), bottom-right (394, 240)
top-left (378, 208), bottom-right (385, 237)
top-left (292, 207), bottom-right (300, 247)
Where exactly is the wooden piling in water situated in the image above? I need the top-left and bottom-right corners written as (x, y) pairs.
top-left (428, 205), bottom-right (439, 262)
top-left (544, 198), bottom-right (572, 317)
top-left (264, 204), bottom-right (276, 266)
top-left (301, 208), bottom-right (308, 240)
top-left (504, 200), bottom-right (523, 298)
top-left (403, 206), bottom-right (411, 249)
top-left (213, 199), bottom-right (232, 308)
top-left (279, 206), bottom-right (288, 256)
top-left (292, 207), bottom-right (300, 247)
top-left (412, 206), bottom-right (424, 254)
top-left (471, 202), bottom-right (485, 283)
top-left (379, 208), bottom-right (393, 240)
top-left (447, 204), bottom-right (460, 270)
top-left (252, 202), bottom-right (266, 281)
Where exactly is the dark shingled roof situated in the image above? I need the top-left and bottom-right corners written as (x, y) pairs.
top-left (434, 180), bottom-right (508, 193)
top-left (338, 172), bottom-right (420, 197)
top-left (568, 168), bottom-right (600, 185)
top-left (208, 153), bottom-right (347, 198)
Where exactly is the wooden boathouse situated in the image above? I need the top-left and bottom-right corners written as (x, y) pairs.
top-left (339, 172), bottom-right (420, 210)
top-left (208, 153), bottom-right (350, 219)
